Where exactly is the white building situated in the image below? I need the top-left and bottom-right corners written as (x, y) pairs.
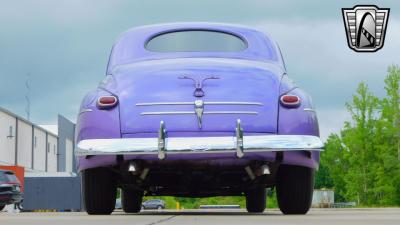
top-left (0, 107), bottom-right (75, 173)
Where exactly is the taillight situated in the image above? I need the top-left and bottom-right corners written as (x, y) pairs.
top-left (97, 96), bottom-right (118, 109)
top-left (280, 95), bottom-right (301, 108)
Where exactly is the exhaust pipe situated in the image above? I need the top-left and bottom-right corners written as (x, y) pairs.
top-left (245, 166), bottom-right (256, 180)
top-left (260, 164), bottom-right (270, 175)
top-left (128, 162), bottom-right (137, 172)
top-left (140, 168), bottom-right (149, 180)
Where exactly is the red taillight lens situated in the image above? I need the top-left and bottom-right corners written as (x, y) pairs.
top-left (97, 96), bottom-right (118, 109)
top-left (280, 95), bottom-right (301, 107)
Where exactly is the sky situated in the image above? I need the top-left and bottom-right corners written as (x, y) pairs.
top-left (0, 0), bottom-right (399, 141)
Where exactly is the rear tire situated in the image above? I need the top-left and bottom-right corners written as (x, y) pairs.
top-left (121, 189), bottom-right (143, 213)
top-left (245, 188), bottom-right (266, 213)
top-left (16, 202), bottom-right (23, 211)
top-left (83, 168), bottom-right (117, 215)
top-left (276, 165), bottom-right (314, 215)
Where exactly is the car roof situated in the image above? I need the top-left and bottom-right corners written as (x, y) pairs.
top-left (107, 22), bottom-right (283, 75)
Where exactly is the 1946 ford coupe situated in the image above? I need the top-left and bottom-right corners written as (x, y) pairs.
top-left (75, 23), bottom-right (323, 215)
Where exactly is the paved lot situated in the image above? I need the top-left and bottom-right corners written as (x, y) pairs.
top-left (1, 208), bottom-right (399, 225)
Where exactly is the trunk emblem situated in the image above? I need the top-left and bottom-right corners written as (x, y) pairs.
top-left (194, 100), bottom-right (204, 128)
top-left (179, 75), bottom-right (220, 97)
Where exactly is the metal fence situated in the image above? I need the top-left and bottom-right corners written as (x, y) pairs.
top-left (23, 174), bottom-right (82, 211)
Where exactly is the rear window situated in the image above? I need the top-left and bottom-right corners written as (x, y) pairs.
top-left (146, 30), bottom-right (247, 52)
top-left (0, 173), bottom-right (7, 182)
top-left (0, 171), bottom-right (19, 183)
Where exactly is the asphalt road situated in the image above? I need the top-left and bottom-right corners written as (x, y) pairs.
top-left (1, 208), bottom-right (399, 225)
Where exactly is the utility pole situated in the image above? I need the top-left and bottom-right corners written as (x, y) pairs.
top-left (25, 73), bottom-right (31, 121)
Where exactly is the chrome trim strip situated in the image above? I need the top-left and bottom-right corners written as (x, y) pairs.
top-left (205, 102), bottom-right (263, 106)
top-left (304, 108), bottom-right (316, 112)
top-left (140, 111), bottom-right (258, 115)
top-left (136, 101), bottom-right (263, 106)
top-left (75, 135), bottom-right (324, 156)
top-left (136, 102), bottom-right (194, 106)
top-left (79, 108), bottom-right (93, 115)
top-left (204, 111), bottom-right (258, 115)
top-left (141, 111), bottom-right (194, 115)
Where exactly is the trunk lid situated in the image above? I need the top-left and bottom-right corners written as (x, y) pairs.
top-left (112, 58), bottom-right (282, 135)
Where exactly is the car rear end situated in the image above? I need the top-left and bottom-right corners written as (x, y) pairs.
top-left (75, 23), bottom-right (323, 215)
top-left (0, 170), bottom-right (23, 208)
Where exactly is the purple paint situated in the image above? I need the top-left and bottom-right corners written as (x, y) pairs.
top-left (75, 23), bottom-right (320, 172)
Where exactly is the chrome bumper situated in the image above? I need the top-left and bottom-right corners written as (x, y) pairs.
top-left (75, 120), bottom-right (323, 159)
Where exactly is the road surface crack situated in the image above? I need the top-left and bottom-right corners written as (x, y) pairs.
top-left (145, 215), bottom-right (177, 225)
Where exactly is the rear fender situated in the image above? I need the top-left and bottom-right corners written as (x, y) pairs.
top-left (278, 75), bottom-right (319, 136)
top-left (278, 75), bottom-right (320, 169)
top-left (75, 89), bottom-right (121, 143)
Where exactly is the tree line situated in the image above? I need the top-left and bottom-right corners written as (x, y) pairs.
top-left (315, 65), bottom-right (400, 206)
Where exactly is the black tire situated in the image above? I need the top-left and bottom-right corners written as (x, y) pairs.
top-left (245, 188), bottom-right (266, 213)
top-left (83, 167), bottom-right (117, 215)
top-left (16, 202), bottom-right (23, 211)
top-left (0, 205), bottom-right (5, 211)
top-left (121, 189), bottom-right (143, 213)
top-left (276, 165), bottom-right (314, 215)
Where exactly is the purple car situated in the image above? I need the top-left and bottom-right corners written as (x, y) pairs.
top-left (75, 23), bottom-right (323, 215)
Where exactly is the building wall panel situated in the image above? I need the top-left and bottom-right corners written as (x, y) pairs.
top-left (0, 111), bottom-right (16, 165)
top-left (65, 138), bottom-right (73, 172)
top-left (47, 134), bottom-right (58, 172)
top-left (17, 120), bottom-right (33, 169)
top-left (33, 128), bottom-right (46, 171)
top-left (57, 115), bottom-right (76, 172)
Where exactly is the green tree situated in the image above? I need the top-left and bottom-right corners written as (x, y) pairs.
top-left (319, 65), bottom-right (400, 206)
top-left (342, 82), bottom-right (379, 204)
top-left (373, 66), bottom-right (400, 205)
top-left (316, 133), bottom-right (348, 202)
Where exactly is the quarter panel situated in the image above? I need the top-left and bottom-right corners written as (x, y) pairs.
top-left (75, 90), bottom-right (121, 143)
top-left (278, 88), bottom-right (319, 136)
top-left (278, 85), bottom-right (320, 169)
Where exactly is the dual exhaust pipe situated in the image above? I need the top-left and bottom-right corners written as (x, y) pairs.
top-left (245, 164), bottom-right (270, 180)
top-left (128, 161), bottom-right (270, 181)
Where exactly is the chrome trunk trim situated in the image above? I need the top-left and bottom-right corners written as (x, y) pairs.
top-left (137, 101), bottom-right (261, 129)
top-left (205, 102), bottom-right (263, 106)
top-left (141, 111), bottom-right (194, 115)
top-left (136, 101), bottom-right (263, 106)
top-left (140, 111), bottom-right (258, 115)
top-left (136, 102), bottom-right (194, 106)
top-left (204, 111), bottom-right (258, 115)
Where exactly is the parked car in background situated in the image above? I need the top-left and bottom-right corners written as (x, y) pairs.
top-left (0, 170), bottom-right (23, 211)
top-left (142, 199), bottom-right (165, 210)
top-left (76, 22), bottom-right (323, 215)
